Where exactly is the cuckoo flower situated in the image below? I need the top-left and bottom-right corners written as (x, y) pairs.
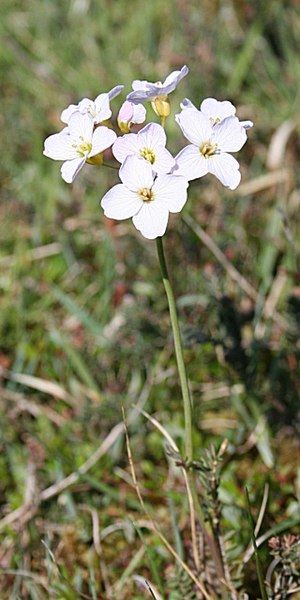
top-left (181, 97), bottom-right (253, 130)
top-left (117, 100), bottom-right (146, 133)
top-left (127, 66), bottom-right (189, 109)
top-left (175, 108), bottom-right (247, 190)
top-left (61, 85), bottom-right (124, 125)
top-left (44, 112), bottom-right (117, 183)
top-left (100, 155), bottom-right (189, 239)
top-left (113, 122), bottom-right (175, 174)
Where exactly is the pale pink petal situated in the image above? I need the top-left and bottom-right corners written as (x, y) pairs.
top-left (132, 202), bottom-right (169, 239)
top-left (200, 98), bottom-right (236, 121)
top-left (208, 153), bottom-right (241, 190)
top-left (112, 133), bottom-right (140, 163)
top-left (118, 101), bottom-right (134, 123)
top-left (61, 157), bottom-right (86, 183)
top-left (89, 127), bottom-right (116, 157)
top-left (176, 109), bottom-right (213, 146)
top-left (101, 184), bottom-right (142, 219)
top-left (44, 130), bottom-right (77, 161)
top-left (174, 145), bottom-right (209, 181)
top-left (68, 112), bottom-right (94, 143)
top-left (151, 146), bottom-right (175, 174)
top-left (212, 116), bottom-right (247, 152)
top-left (119, 156), bottom-right (154, 191)
top-left (153, 175), bottom-right (188, 212)
top-left (138, 123), bottom-right (166, 149)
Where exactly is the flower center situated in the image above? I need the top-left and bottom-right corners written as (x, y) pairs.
top-left (138, 187), bottom-right (154, 203)
top-left (139, 147), bottom-right (156, 164)
top-left (200, 141), bottom-right (217, 158)
top-left (73, 137), bottom-right (93, 157)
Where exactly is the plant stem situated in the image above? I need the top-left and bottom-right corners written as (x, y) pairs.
top-left (156, 236), bottom-right (193, 462)
top-left (156, 235), bottom-right (229, 599)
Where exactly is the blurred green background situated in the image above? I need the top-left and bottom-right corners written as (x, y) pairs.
top-left (0, 1), bottom-right (300, 598)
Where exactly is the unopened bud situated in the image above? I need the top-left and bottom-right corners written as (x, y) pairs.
top-left (151, 95), bottom-right (171, 118)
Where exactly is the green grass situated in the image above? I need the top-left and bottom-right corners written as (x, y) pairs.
top-left (1, 0), bottom-right (300, 598)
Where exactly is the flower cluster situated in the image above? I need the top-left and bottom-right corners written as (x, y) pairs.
top-left (44, 66), bottom-right (252, 239)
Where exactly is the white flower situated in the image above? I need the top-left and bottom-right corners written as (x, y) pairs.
top-left (61, 85), bottom-right (124, 125)
top-left (181, 97), bottom-right (253, 130)
top-left (44, 112), bottom-right (117, 183)
top-left (117, 100), bottom-right (146, 133)
top-left (175, 108), bottom-right (247, 190)
top-left (100, 155), bottom-right (189, 239)
top-left (126, 66), bottom-right (189, 104)
top-left (112, 122), bottom-right (175, 174)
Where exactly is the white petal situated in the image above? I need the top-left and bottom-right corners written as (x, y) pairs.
top-left (153, 174), bottom-right (188, 212)
top-left (200, 98), bottom-right (236, 121)
top-left (138, 122), bottom-right (166, 149)
top-left (180, 97), bottom-right (197, 110)
top-left (131, 80), bottom-right (150, 92)
top-left (174, 145), bottom-right (209, 181)
top-left (212, 116), bottom-right (247, 152)
top-left (107, 85), bottom-right (124, 99)
top-left (127, 88), bottom-right (155, 104)
top-left (61, 104), bottom-right (78, 124)
top-left (44, 130), bottom-right (77, 161)
top-left (101, 184), bottom-right (142, 219)
top-left (240, 120), bottom-right (253, 130)
top-left (93, 93), bottom-right (111, 122)
top-left (132, 202), bottom-right (169, 239)
top-left (61, 157), bottom-right (86, 183)
top-left (208, 153), bottom-right (241, 190)
top-left (89, 126), bottom-right (116, 157)
top-left (162, 65), bottom-right (189, 94)
top-left (112, 133), bottom-right (140, 163)
top-left (151, 146), bottom-right (175, 174)
top-left (132, 103), bottom-right (146, 124)
top-left (119, 156), bottom-right (154, 191)
top-left (68, 112), bottom-right (94, 143)
top-left (176, 109), bottom-right (213, 146)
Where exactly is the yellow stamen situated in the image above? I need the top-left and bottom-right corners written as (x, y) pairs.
top-left (200, 141), bottom-right (217, 158)
top-left (138, 187), bottom-right (154, 203)
top-left (139, 147), bottom-right (156, 164)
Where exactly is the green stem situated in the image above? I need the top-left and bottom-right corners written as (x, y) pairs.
top-left (156, 236), bottom-right (193, 463)
top-left (156, 235), bottom-right (228, 599)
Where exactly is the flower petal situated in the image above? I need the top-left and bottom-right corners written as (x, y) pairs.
top-left (44, 130), bottom-right (77, 161)
top-left (208, 153), bottom-right (241, 190)
top-left (138, 122), bottom-right (166, 149)
top-left (151, 146), bottom-right (176, 174)
top-left (200, 98), bottom-right (236, 121)
top-left (89, 126), bottom-right (116, 157)
top-left (132, 202), bottom-right (169, 239)
top-left (101, 184), bottom-right (142, 219)
top-left (176, 109), bottom-right (213, 146)
top-left (180, 97), bottom-right (197, 110)
top-left (93, 93), bottom-right (112, 122)
top-left (212, 116), bottom-right (247, 152)
top-left (162, 65), bottom-right (189, 94)
top-left (119, 156), bottom-right (154, 191)
top-left (153, 174), bottom-right (189, 212)
top-left (113, 133), bottom-right (140, 163)
top-left (174, 145), bottom-right (209, 181)
top-left (61, 104), bottom-right (78, 124)
top-left (68, 112), bottom-right (94, 143)
top-left (107, 85), bottom-right (124, 99)
top-left (61, 157), bottom-right (86, 183)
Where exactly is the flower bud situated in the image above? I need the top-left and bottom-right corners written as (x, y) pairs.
top-left (151, 95), bottom-right (171, 118)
